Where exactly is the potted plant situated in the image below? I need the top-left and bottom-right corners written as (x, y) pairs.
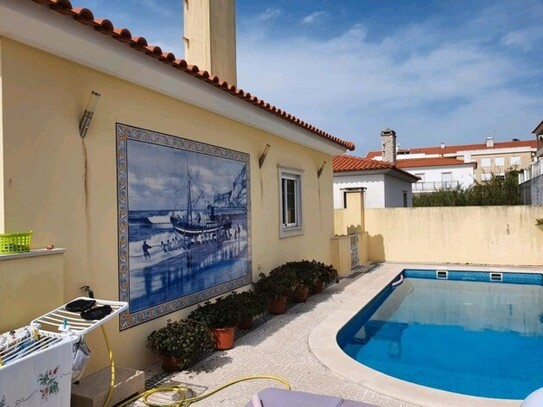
top-left (290, 260), bottom-right (315, 303)
top-left (255, 265), bottom-right (297, 314)
top-left (147, 319), bottom-right (213, 372)
top-left (188, 295), bottom-right (240, 350)
top-left (313, 261), bottom-right (339, 293)
top-left (231, 290), bottom-right (267, 329)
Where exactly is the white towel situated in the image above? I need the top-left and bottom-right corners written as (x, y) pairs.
top-left (0, 336), bottom-right (72, 406)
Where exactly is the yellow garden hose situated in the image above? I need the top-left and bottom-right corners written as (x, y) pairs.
top-left (100, 322), bottom-right (290, 406)
top-left (118, 374), bottom-right (291, 407)
top-left (101, 325), bottom-right (116, 407)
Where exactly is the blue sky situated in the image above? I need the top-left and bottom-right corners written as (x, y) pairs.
top-left (127, 139), bottom-right (245, 211)
top-left (73, 0), bottom-right (542, 154)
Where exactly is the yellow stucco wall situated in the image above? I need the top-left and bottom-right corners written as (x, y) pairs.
top-left (0, 38), bottom-right (335, 372)
top-left (0, 251), bottom-right (64, 333)
top-left (365, 206), bottom-right (543, 265)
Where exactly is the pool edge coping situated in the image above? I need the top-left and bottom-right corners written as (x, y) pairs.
top-left (309, 262), bottom-right (542, 407)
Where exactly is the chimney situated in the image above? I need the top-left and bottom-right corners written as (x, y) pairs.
top-left (381, 128), bottom-right (397, 165)
top-left (440, 142), bottom-right (445, 149)
top-left (183, 0), bottom-right (237, 86)
top-left (486, 136), bottom-right (494, 148)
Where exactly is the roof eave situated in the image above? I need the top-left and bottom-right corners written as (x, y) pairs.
top-left (533, 120), bottom-right (543, 136)
top-left (384, 168), bottom-right (420, 183)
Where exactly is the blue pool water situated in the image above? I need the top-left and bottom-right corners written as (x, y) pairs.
top-left (337, 271), bottom-right (543, 400)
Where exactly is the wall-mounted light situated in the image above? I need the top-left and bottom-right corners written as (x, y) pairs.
top-left (79, 91), bottom-right (101, 138)
top-left (317, 161), bottom-right (327, 178)
top-left (258, 144), bottom-right (271, 168)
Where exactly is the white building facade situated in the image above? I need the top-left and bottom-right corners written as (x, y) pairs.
top-left (333, 155), bottom-right (419, 208)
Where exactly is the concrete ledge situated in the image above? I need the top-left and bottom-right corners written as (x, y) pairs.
top-left (71, 366), bottom-right (144, 407)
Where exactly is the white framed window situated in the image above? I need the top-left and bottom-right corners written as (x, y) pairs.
top-left (495, 157), bottom-right (505, 167)
top-left (510, 156), bottom-right (521, 166)
top-left (481, 158), bottom-right (491, 167)
top-left (278, 168), bottom-right (303, 238)
top-left (481, 173), bottom-right (492, 181)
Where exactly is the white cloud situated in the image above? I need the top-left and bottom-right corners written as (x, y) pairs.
top-left (237, 15), bottom-right (541, 153)
top-left (301, 11), bottom-right (328, 24)
top-left (258, 8), bottom-right (281, 21)
top-left (500, 27), bottom-right (543, 51)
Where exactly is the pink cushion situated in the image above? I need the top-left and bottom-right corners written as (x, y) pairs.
top-left (245, 388), bottom-right (374, 407)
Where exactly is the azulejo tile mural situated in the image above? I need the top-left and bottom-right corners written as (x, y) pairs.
top-left (116, 124), bottom-right (251, 329)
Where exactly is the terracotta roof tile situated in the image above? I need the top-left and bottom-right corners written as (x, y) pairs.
top-left (28, 0), bottom-right (355, 151)
top-left (395, 157), bottom-right (476, 169)
top-left (365, 139), bottom-right (536, 158)
top-left (333, 155), bottom-right (419, 180)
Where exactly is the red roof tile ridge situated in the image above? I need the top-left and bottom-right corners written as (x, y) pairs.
top-left (332, 155), bottom-right (419, 180)
top-left (365, 139), bottom-right (536, 158)
top-left (395, 157), bottom-right (476, 168)
top-left (29, 0), bottom-right (355, 151)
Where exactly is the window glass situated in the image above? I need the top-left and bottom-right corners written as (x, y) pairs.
top-left (279, 169), bottom-right (303, 237)
top-left (481, 173), bottom-right (491, 181)
top-left (481, 158), bottom-right (491, 167)
top-left (495, 157), bottom-right (505, 166)
top-left (510, 156), bottom-right (521, 166)
top-left (282, 177), bottom-right (297, 225)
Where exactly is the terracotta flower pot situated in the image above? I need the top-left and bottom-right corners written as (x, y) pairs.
top-left (293, 285), bottom-right (309, 303)
top-left (238, 317), bottom-right (254, 330)
top-left (269, 295), bottom-right (288, 315)
top-left (212, 327), bottom-right (236, 350)
top-left (161, 356), bottom-right (180, 372)
top-left (312, 280), bottom-right (324, 294)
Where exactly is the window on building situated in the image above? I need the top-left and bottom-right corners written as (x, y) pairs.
top-left (495, 157), bottom-right (505, 167)
top-left (403, 191), bottom-right (408, 207)
top-left (481, 173), bottom-right (492, 182)
top-left (481, 158), bottom-right (491, 167)
top-left (510, 156), bottom-right (521, 166)
top-left (414, 173), bottom-right (425, 182)
top-left (279, 169), bottom-right (303, 237)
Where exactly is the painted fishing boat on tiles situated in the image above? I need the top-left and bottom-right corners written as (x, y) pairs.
top-left (170, 172), bottom-right (232, 238)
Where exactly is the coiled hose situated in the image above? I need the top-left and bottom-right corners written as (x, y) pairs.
top-left (100, 326), bottom-right (290, 407)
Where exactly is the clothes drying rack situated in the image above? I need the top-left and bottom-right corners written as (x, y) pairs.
top-left (31, 297), bottom-right (128, 341)
top-left (0, 297), bottom-right (127, 406)
top-left (1, 297), bottom-right (127, 367)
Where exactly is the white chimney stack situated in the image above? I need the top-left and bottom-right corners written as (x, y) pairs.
top-left (486, 136), bottom-right (494, 148)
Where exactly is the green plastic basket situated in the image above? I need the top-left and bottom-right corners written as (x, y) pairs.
top-left (0, 232), bottom-right (32, 254)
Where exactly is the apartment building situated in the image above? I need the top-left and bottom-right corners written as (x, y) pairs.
top-left (367, 134), bottom-right (536, 192)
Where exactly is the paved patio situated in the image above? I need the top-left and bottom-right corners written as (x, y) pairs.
top-left (133, 263), bottom-right (418, 407)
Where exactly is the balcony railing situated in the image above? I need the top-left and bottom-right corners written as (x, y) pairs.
top-left (519, 160), bottom-right (543, 184)
top-left (413, 180), bottom-right (460, 192)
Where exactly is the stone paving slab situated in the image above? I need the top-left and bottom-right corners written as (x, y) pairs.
top-left (131, 263), bottom-right (417, 407)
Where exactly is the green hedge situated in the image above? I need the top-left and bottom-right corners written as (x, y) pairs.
top-left (413, 170), bottom-right (522, 207)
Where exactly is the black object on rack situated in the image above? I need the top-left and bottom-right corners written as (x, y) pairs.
top-left (65, 299), bottom-right (96, 313)
top-left (80, 305), bottom-right (113, 321)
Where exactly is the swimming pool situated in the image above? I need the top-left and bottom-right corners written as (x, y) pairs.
top-left (337, 269), bottom-right (543, 400)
